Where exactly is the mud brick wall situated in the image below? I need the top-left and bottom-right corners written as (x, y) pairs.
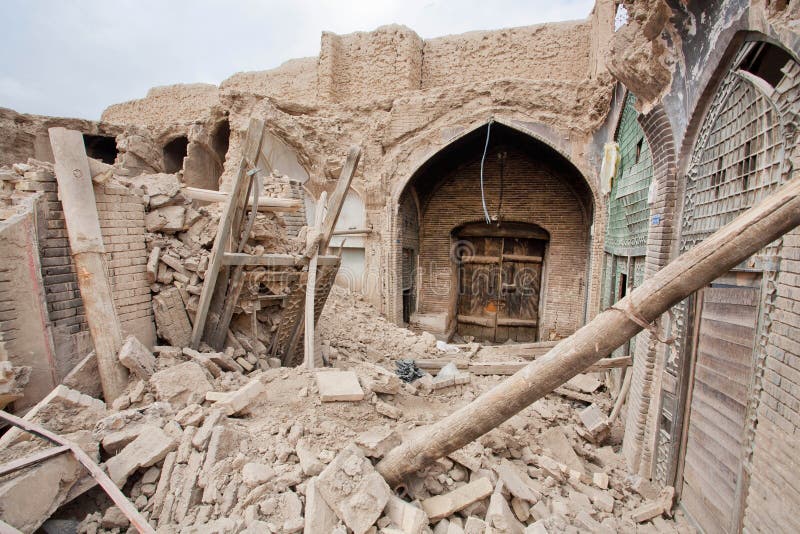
top-left (18, 171), bottom-right (155, 377)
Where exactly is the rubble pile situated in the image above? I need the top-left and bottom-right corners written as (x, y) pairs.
top-left (0, 286), bottom-right (695, 533)
top-left (121, 169), bottom-right (307, 369)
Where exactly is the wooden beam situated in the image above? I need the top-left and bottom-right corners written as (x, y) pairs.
top-left (306, 146), bottom-right (362, 257)
top-left (376, 178), bottom-right (800, 486)
top-left (502, 254), bottom-right (543, 263)
top-left (0, 411), bottom-right (155, 534)
top-left (181, 187), bottom-right (302, 212)
top-left (457, 314), bottom-right (495, 328)
top-left (305, 192), bottom-right (327, 368)
top-left (190, 118), bottom-right (265, 349)
top-left (49, 127), bottom-right (128, 402)
top-left (415, 356), bottom-right (630, 375)
top-left (332, 228), bottom-right (372, 236)
top-left (459, 255), bottom-right (500, 264)
top-left (222, 253), bottom-right (340, 266)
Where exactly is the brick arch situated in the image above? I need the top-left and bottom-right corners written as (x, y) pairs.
top-left (389, 117), bottom-right (601, 212)
top-left (386, 120), bottom-right (600, 334)
top-left (621, 102), bottom-right (679, 475)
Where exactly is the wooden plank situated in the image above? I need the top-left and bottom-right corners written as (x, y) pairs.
top-left (181, 186), bottom-right (302, 212)
top-left (308, 146), bottom-right (362, 256)
top-left (209, 170), bottom-right (264, 349)
top-left (49, 127), bottom-right (128, 401)
top-left (496, 318), bottom-right (538, 327)
top-left (416, 360), bottom-right (469, 371)
top-left (0, 445), bottom-right (69, 477)
top-left (305, 192), bottom-right (327, 368)
top-left (457, 314), bottom-right (495, 328)
top-left (332, 228), bottom-right (372, 235)
top-left (682, 477), bottom-right (730, 534)
top-left (502, 254), bottom-right (543, 263)
top-left (460, 255), bottom-right (501, 264)
top-left (190, 119), bottom-right (265, 348)
top-left (698, 318), bottom-right (756, 347)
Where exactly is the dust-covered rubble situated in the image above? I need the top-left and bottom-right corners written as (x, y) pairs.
top-left (0, 284), bottom-right (697, 533)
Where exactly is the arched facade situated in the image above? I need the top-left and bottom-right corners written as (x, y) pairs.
top-left (621, 24), bottom-right (800, 533)
top-left (389, 121), bottom-right (598, 342)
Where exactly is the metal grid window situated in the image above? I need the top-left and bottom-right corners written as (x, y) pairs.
top-left (680, 71), bottom-right (785, 252)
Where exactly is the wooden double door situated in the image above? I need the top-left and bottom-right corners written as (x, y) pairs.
top-left (680, 272), bottom-right (760, 534)
top-left (455, 229), bottom-right (545, 342)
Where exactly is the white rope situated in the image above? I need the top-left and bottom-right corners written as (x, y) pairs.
top-left (479, 120), bottom-right (493, 224)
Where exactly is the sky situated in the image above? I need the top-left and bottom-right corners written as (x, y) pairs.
top-left (0, 0), bottom-right (594, 120)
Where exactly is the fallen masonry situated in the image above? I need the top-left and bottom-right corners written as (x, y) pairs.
top-left (2, 3), bottom-right (800, 532)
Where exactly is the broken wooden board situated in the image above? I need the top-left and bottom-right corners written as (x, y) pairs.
top-left (279, 260), bottom-right (340, 367)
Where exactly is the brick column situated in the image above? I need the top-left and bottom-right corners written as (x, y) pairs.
top-left (622, 104), bottom-right (678, 475)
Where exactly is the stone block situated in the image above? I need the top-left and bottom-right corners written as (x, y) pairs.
top-left (296, 439), bottom-right (325, 476)
top-left (118, 335), bottom-right (157, 379)
top-left (384, 495), bottom-right (428, 534)
top-left (421, 478), bottom-right (493, 521)
top-left (105, 425), bottom-right (176, 487)
top-left (463, 516), bottom-right (487, 534)
top-left (317, 444), bottom-right (391, 534)
top-left (152, 287), bottom-right (192, 347)
top-left (376, 400), bottom-right (403, 419)
top-left (315, 370), bottom-right (364, 402)
top-left (355, 426), bottom-right (402, 459)
top-left (304, 477), bottom-right (339, 534)
top-left (145, 205), bottom-right (185, 233)
top-left (149, 361), bottom-right (212, 407)
top-left (0, 385), bottom-right (106, 449)
top-left (486, 491), bottom-right (524, 534)
top-left (242, 462), bottom-right (275, 487)
top-left (496, 460), bottom-right (541, 503)
top-left (213, 379), bottom-right (266, 415)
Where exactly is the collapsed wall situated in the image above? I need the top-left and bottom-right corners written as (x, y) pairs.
top-left (97, 7), bottom-right (618, 338)
top-left (0, 161), bottom-right (155, 409)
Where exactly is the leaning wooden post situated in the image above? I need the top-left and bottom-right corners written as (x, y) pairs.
top-left (49, 127), bottom-right (128, 402)
top-left (304, 192), bottom-right (328, 368)
top-left (377, 178), bottom-right (800, 486)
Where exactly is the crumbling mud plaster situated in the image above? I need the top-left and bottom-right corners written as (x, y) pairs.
top-left (96, 9), bottom-right (618, 332)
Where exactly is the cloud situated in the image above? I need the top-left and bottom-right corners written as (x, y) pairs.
top-left (0, 0), bottom-right (594, 119)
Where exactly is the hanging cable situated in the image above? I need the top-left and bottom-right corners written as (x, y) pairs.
top-left (496, 151), bottom-right (505, 223)
top-left (479, 120), bottom-right (494, 224)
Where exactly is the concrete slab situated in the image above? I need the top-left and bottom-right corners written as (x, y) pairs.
top-left (315, 370), bottom-right (364, 402)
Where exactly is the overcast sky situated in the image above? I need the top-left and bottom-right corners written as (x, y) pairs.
top-left (0, 0), bottom-right (594, 120)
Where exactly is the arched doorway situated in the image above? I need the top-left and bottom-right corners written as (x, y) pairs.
top-left (453, 221), bottom-right (548, 342)
top-left (397, 121), bottom-right (594, 341)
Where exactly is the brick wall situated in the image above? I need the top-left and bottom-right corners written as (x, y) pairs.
top-left (18, 170), bottom-right (154, 377)
top-left (415, 144), bottom-right (591, 340)
top-left (743, 227), bottom-right (800, 533)
top-left (0, 206), bottom-right (58, 407)
top-left (622, 103), bottom-right (678, 474)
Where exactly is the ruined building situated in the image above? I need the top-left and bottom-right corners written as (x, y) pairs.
top-left (0, 0), bottom-right (798, 533)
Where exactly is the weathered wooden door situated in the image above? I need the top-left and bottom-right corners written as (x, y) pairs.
top-left (680, 274), bottom-right (760, 534)
top-left (456, 232), bottom-right (544, 342)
